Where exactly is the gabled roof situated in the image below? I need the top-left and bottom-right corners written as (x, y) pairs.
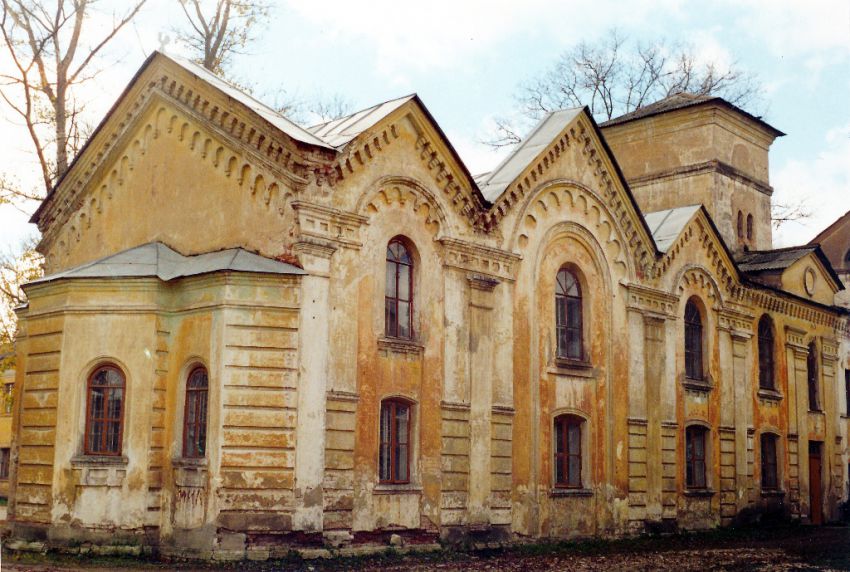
top-left (28, 242), bottom-right (304, 286)
top-left (477, 109), bottom-right (583, 203)
top-left (600, 92), bottom-right (785, 138)
top-left (643, 205), bottom-right (702, 253)
top-left (307, 95), bottom-right (415, 148)
top-left (809, 209), bottom-right (850, 245)
top-left (736, 245), bottom-right (844, 291)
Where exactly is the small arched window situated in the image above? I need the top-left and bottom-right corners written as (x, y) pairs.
top-left (746, 214), bottom-right (754, 242)
top-left (807, 342), bottom-right (820, 412)
top-left (760, 433), bottom-right (779, 490)
top-left (684, 299), bottom-right (703, 381)
top-left (555, 267), bottom-right (583, 360)
top-left (758, 315), bottom-right (775, 390)
top-left (553, 415), bottom-right (583, 488)
top-left (685, 425), bottom-right (708, 489)
top-left (737, 211), bottom-right (744, 239)
top-left (379, 399), bottom-right (411, 484)
top-left (385, 239), bottom-right (414, 340)
top-left (183, 367), bottom-right (209, 458)
top-left (85, 365), bottom-right (126, 456)
top-left (844, 249), bottom-right (850, 265)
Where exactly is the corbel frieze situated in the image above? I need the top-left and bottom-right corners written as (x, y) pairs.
top-left (784, 325), bottom-right (809, 354)
top-left (439, 237), bottom-right (520, 282)
top-left (717, 308), bottom-right (754, 338)
top-left (291, 201), bottom-right (368, 251)
top-left (624, 282), bottom-right (678, 319)
top-left (821, 339), bottom-right (840, 363)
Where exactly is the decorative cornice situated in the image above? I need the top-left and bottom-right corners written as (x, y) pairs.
top-left (784, 326), bottom-right (808, 352)
top-left (439, 237), bottom-right (520, 282)
top-left (624, 282), bottom-right (678, 318)
top-left (467, 274), bottom-right (500, 292)
top-left (627, 160), bottom-right (773, 197)
top-left (717, 308), bottom-right (754, 336)
top-left (291, 201), bottom-right (368, 251)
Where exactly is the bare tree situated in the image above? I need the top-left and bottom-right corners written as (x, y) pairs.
top-left (175, 0), bottom-right (270, 76)
top-left (488, 30), bottom-right (762, 148)
top-left (0, 237), bottom-right (42, 368)
top-left (0, 0), bottom-right (147, 202)
top-left (303, 93), bottom-right (354, 124)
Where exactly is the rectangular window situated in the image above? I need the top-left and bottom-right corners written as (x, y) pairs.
top-left (761, 433), bottom-right (778, 490)
top-left (845, 370), bottom-right (849, 416)
top-left (0, 448), bottom-right (9, 479)
top-left (3, 383), bottom-right (12, 414)
top-left (686, 426), bottom-right (707, 488)
top-left (554, 416), bottom-right (582, 488)
top-left (379, 400), bottom-right (411, 484)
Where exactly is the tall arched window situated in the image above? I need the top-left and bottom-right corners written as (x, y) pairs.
top-left (684, 299), bottom-right (704, 380)
top-left (746, 214), bottom-right (754, 242)
top-left (737, 211), bottom-right (744, 239)
top-left (553, 415), bottom-right (583, 488)
top-left (183, 366), bottom-right (209, 458)
top-left (555, 267), bottom-right (583, 360)
top-left (379, 399), bottom-right (411, 484)
top-left (685, 425), bottom-right (708, 489)
top-left (385, 238), bottom-right (414, 340)
top-left (85, 365), bottom-right (126, 456)
top-left (758, 315), bottom-right (775, 390)
top-left (844, 249), bottom-right (850, 266)
top-left (807, 342), bottom-right (820, 412)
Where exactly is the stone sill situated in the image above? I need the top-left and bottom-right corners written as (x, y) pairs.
top-left (549, 359), bottom-right (595, 378)
top-left (172, 457), bottom-right (208, 468)
top-left (373, 483), bottom-right (423, 495)
top-left (71, 455), bottom-right (128, 468)
top-left (757, 389), bottom-right (783, 402)
top-left (760, 489), bottom-right (786, 498)
top-left (807, 409), bottom-right (824, 415)
top-left (683, 379), bottom-right (712, 393)
top-left (549, 488), bottom-right (593, 497)
top-left (683, 488), bottom-right (715, 498)
top-left (377, 337), bottom-right (424, 357)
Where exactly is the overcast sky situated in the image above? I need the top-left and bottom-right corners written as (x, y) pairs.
top-left (1, 0), bottom-right (848, 251)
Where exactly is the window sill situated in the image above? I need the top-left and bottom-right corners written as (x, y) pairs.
top-left (172, 457), bottom-right (208, 468)
top-left (377, 337), bottom-right (424, 357)
top-left (549, 488), bottom-right (593, 497)
top-left (807, 409), bottom-right (824, 415)
top-left (71, 455), bottom-right (128, 468)
top-left (549, 358), bottom-right (595, 378)
top-left (683, 488), bottom-right (715, 498)
top-left (373, 483), bottom-right (422, 495)
top-left (683, 378), bottom-right (712, 393)
top-left (760, 489), bottom-right (786, 498)
top-left (757, 389), bottom-right (783, 402)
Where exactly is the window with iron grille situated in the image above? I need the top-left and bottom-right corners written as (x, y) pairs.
top-left (554, 415), bottom-right (583, 488)
top-left (385, 239), bottom-right (414, 340)
top-left (758, 315), bottom-right (775, 390)
top-left (684, 300), bottom-right (703, 380)
top-left (183, 367), bottom-right (209, 458)
top-left (686, 426), bottom-right (708, 488)
top-left (760, 433), bottom-right (779, 490)
top-left (379, 399), bottom-right (411, 484)
top-left (85, 365), bottom-right (125, 456)
top-left (807, 342), bottom-right (820, 412)
top-left (555, 268), bottom-right (583, 360)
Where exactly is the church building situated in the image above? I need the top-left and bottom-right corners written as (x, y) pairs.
top-left (6, 52), bottom-right (850, 559)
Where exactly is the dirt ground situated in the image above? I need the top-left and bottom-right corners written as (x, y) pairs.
top-left (3, 525), bottom-right (849, 571)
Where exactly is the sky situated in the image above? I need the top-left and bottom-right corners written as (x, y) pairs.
top-left (1, 0), bottom-right (848, 252)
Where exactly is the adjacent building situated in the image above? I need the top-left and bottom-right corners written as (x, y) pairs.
top-left (5, 52), bottom-right (849, 558)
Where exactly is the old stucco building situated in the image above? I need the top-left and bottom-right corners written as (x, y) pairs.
top-left (6, 53), bottom-right (850, 558)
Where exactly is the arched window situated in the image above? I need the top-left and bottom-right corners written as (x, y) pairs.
top-left (746, 214), bottom-right (754, 241)
top-left (684, 299), bottom-right (703, 380)
top-left (385, 239), bottom-right (414, 339)
top-left (844, 249), bottom-right (850, 266)
top-left (737, 211), bottom-right (744, 239)
top-left (85, 365), bottom-right (126, 456)
top-left (807, 342), bottom-right (820, 412)
top-left (553, 415), bottom-right (583, 488)
top-left (760, 433), bottom-right (779, 490)
top-left (685, 425), bottom-right (708, 489)
top-left (555, 267), bottom-right (583, 360)
top-left (379, 399), bottom-right (411, 483)
top-left (183, 367), bottom-right (209, 458)
top-left (758, 315), bottom-right (775, 390)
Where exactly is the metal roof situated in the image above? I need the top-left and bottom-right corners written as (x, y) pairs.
top-left (307, 95), bottom-right (415, 148)
top-left (477, 108), bottom-right (583, 203)
top-left (736, 246), bottom-right (819, 273)
top-left (600, 92), bottom-right (785, 138)
top-left (29, 242), bottom-right (304, 285)
top-left (165, 53), bottom-right (334, 150)
top-left (643, 205), bottom-right (702, 253)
